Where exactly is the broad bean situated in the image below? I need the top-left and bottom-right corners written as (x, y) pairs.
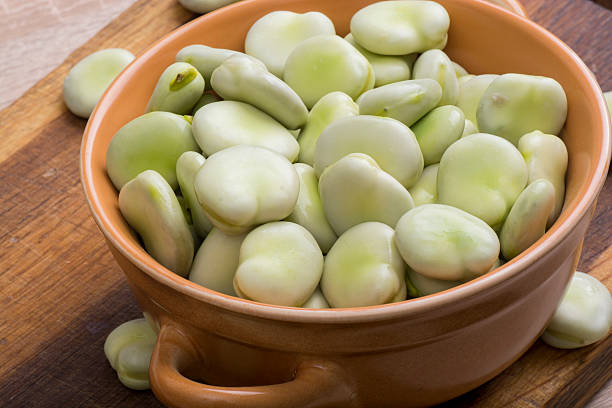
top-left (344, 34), bottom-right (413, 87)
top-left (499, 179), bottom-right (555, 260)
top-left (176, 152), bottom-right (213, 237)
top-left (106, 111), bottom-right (199, 190)
top-left (408, 164), bottom-right (439, 207)
top-left (245, 11), bottom-right (335, 77)
top-left (395, 204), bottom-right (500, 281)
top-left (437, 133), bottom-right (528, 230)
top-left (119, 170), bottom-right (194, 276)
top-left (297, 91), bottom-right (359, 166)
top-left (189, 228), bottom-right (246, 296)
top-left (193, 145), bottom-right (299, 234)
top-left (192, 92), bottom-right (221, 115)
top-left (456, 74), bottom-right (498, 127)
top-left (314, 115), bottom-right (424, 188)
top-left (178, 0), bottom-right (240, 13)
top-left (518, 130), bottom-right (568, 227)
top-left (462, 119), bottom-right (478, 137)
top-left (350, 0), bottom-right (449, 55)
top-left (211, 54), bottom-right (308, 129)
top-left (477, 73), bottom-right (567, 145)
top-left (322, 222), bottom-right (406, 308)
top-left (412, 49), bottom-right (459, 106)
top-left (192, 100), bottom-right (298, 161)
top-left (542, 272), bottom-right (612, 349)
top-left (411, 105), bottom-right (465, 165)
top-left (104, 318), bottom-right (157, 390)
top-left (319, 153), bottom-right (415, 235)
top-left (284, 35), bottom-right (374, 108)
top-left (146, 62), bottom-right (205, 114)
top-left (302, 287), bottom-right (330, 308)
top-left (452, 61), bottom-right (469, 78)
top-left (357, 79), bottom-right (442, 127)
top-left (176, 44), bottom-right (265, 90)
top-left (286, 164), bottom-right (337, 253)
top-left (234, 222), bottom-right (323, 306)
top-left (406, 267), bottom-right (462, 297)
top-left (63, 48), bottom-right (134, 118)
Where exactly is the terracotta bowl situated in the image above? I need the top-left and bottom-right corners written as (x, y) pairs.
top-left (80, 0), bottom-right (610, 406)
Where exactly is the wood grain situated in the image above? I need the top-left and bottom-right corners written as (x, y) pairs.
top-left (0, 0), bottom-right (610, 407)
top-left (0, 0), bottom-right (137, 111)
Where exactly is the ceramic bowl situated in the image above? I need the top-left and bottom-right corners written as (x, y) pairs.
top-left (80, 0), bottom-right (610, 406)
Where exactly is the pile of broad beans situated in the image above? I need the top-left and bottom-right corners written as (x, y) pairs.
top-left (74, 0), bottom-right (612, 390)
top-left (103, 0), bottom-right (575, 309)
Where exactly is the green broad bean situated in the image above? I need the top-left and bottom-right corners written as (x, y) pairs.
top-left (192, 92), bottom-right (221, 115)
top-left (458, 74), bottom-right (475, 87)
top-left (432, 34), bottom-right (448, 50)
top-left (176, 44), bottom-right (265, 90)
top-left (176, 196), bottom-right (201, 248)
top-left (456, 74), bottom-right (498, 127)
top-left (233, 222), bottom-right (323, 307)
top-left (314, 115), bottom-right (424, 188)
top-left (192, 100), bottom-right (298, 161)
top-left (194, 145), bottom-right (299, 234)
top-left (176, 152), bottom-right (213, 237)
top-left (297, 91), bottom-right (359, 166)
top-left (210, 55), bottom-right (308, 129)
top-left (395, 204), bottom-right (500, 281)
top-left (392, 282), bottom-right (408, 303)
top-left (462, 119), bottom-right (478, 137)
top-left (322, 222), bottom-right (406, 308)
top-left (344, 34), bottom-right (412, 88)
top-left (176, 195), bottom-right (191, 224)
top-left (437, 133), bottom-right (528, 230)
top-left (411, 105), bottom-right (465, 165)
top-left (605, 91), bottom-right (612, 117)
top-left (302, 287), bottom-right (330, 308)
top-left (412, 49), bottom-right (459, 106)
top-left (406, 267), bottom-right (462, 297)
top-left (408, 164), bottom-right (439, 207)
top-left (407, 258), bottom-right (502, 297)
top-left (106, 111), bottom-right (199, 191)
top-left (518, 130), bottom-right (568, 227)
top-left (319, 153), bottom-right (415, 235)
top-left (283, 35), bottom-right (374, 109)
top-left (178, 0), bottom-right (240, 13)
top-left (245, 11), bottom-right (336, 77)
top-left (63, 48), bottom-right (134, 118)
top-left (499, 179), bottom-right (555, 260)
top-left (286, 164), bottom-right (337, 253)
top-left (104, 318), bottom-right (157, 390)
top-left (477, 73), bottom-right (568, 145)
top-left (115, 342), bottom-right (154, 390)
top-left (452, 61), bottom-right (469, 78)
top-left (350, 1), bottom-right (449, 55)
top-left (542, 272), bottom-right (612, 349)
top-left (146, 62), bottom-right (205, 114)
top-left (189, 228), bottom-right (246, 296)
top-left (357, 79), bottom-right (442, 127)
top-left (119, 170), bottom-right (195, 276)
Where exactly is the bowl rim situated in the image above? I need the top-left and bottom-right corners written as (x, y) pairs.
top-left (81, 0), bottom-right (611, 324)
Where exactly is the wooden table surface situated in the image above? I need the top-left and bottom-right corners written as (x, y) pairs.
top-left (0, 0), bottom-right (610, 407)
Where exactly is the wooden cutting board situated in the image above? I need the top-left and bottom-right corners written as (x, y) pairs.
top-left (0, 0), bottom-right (610, 407)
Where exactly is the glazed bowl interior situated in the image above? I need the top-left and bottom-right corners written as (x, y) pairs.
top-left (81, 0), bottom-right (610, 321)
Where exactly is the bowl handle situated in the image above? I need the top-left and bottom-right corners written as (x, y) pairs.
top-left (149, 324), bottom-right (359, 408)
